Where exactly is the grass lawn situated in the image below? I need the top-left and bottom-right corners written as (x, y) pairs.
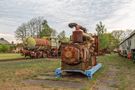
top-left (0, 53), bottom-right (134, 90)
top-left (0, 58), bottom-right (60, 89)
top-left (91, 54), bottom-right (135, 90)
top-left (0, 53), bottom-right (24, 60)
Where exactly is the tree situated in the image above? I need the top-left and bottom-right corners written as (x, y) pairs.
top-left (95, 21), bottom-right (108, 49)
top-left (111, 30), bottom-right (133, 48)
top-left (39, 20), bottom-right (53, 37)
top-left (111, 30), bottom-right (124, 42)
top-left (97, 32), bottom-right (119, 50)
top-left (15, 17), bottom-right (54, 41)
top-left (27, 17), bottom-right (44, 37)
top-left (57, 30), bottom-right (70, 43)
top-left (96, 21), bottom-right (107, 35)
top-left (15, 23), bottom-right (28, 41)
top-left (99, 34), bottom-right (109, 49)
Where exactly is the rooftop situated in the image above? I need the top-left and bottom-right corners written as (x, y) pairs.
top-left (119, 30), bottom-right (135, 45)
top-left (0, 38), bottom-right (10, 45)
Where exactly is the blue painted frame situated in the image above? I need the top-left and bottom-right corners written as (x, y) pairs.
top-left (55, 63), bottom-right (102, 79)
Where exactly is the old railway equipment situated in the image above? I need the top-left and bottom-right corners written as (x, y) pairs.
top-left (55, 23), bottom-right (102, 79)
top-left (21, 37), bottom-right (59, 58)
top-left (119, 30), bottom-right (135, 62)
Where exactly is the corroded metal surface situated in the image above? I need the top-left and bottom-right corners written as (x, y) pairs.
top-left (61, 23), bottom-right (99, 71)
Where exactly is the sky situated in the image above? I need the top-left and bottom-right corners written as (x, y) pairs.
top-left (0, 0), bottom-right (135, 43)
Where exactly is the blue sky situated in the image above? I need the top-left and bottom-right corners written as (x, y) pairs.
top-left (0, 0), bottom-right (135, 43)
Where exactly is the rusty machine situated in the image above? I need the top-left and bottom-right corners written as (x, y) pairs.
top-left (21, 37), bottom-right (58, 58)
top-left (55, 23), bottom-right (102, 79)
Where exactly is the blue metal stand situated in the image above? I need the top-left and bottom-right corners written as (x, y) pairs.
top-left (84, 63), bottom-right (102, 79)
top-left (55, 63), bottom-right (102, 79)
top-left (55, 68), bottom-right (62, 78)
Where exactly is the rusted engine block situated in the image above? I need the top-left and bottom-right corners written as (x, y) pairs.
top-left (61, 23), bottom-right (99, 71)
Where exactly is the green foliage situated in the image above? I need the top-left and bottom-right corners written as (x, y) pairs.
top-left (24, 37), bottom-right (36, 49)
top-left (40, 20), bottom-right (53, 37)
top-left (95, 21), bottom-right (108, 49)
top-left (99, 33), bottom-right (119, 50)
top-left (95, 22), bottom-right (119, 50)
top-left (99, 34), bottom-right (109, 49)
top-left (0, 44), bottom-right (10, 53)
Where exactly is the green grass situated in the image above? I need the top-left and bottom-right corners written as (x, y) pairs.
top-left (86, 53), bottom-right (135, 90)
top-left (0, 53), bottom-right (24, 60)
top-left (0, 58), bottom-right (60, 84)
top-left (0, 53), bottom-right (135, 90)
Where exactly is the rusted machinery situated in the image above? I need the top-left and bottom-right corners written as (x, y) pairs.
top-left (21, 37), bottom-right (58, 58)
top-left (55, 23), bottom-right (102, 79)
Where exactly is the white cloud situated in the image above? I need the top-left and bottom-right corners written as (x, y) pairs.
top-left (103, 0), bottom-right (135, 31)
top-left (0, 0), bottom-right (135, 41)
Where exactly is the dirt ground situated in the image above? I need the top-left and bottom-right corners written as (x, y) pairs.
top-left (22, 72), bottom-right (87, 90)
top-left (92, 64), bottom-right (120, 90)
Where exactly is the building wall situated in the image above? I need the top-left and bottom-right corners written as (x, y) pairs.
top-left (119, 33), bottom-right (135, 55)
top-left (131, 34), bottom-right (135, 50)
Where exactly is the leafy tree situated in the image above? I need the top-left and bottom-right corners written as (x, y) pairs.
top-left (40, 20), bottom-right (53, 37)
top-left (98, 33), bottom-right (118, 50)
top-left (95, 22), bottom-right (132, 50)
top-left (99, 34), bottom-right (109, 49)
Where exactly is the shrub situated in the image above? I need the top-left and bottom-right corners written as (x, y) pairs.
top-left (0, 44), bottom-right (10, 53)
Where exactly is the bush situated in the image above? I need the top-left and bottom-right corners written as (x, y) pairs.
top-left (0, 44), bottom-right (10, 53)
top-left (23, 37), bottom-right (36, 49)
